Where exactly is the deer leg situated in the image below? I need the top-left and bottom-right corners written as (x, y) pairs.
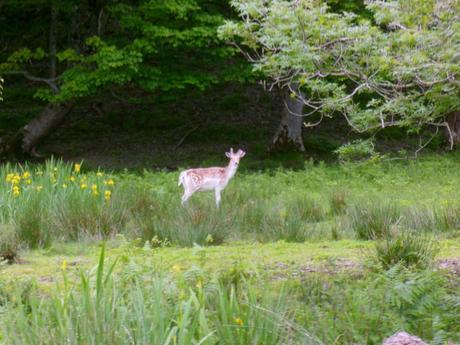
top-left (181, 189), bottom-right (194, 205)
top-left (214, 189), bottom-right (222, 208)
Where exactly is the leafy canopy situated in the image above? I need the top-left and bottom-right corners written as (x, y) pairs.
top-left (219, 0), bottom-right (460, 138)
top-left (0, 0), bottom-right (244, 103)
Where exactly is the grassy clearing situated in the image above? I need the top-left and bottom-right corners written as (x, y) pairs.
top-left (2, 156), bottom-right (460, 249)
top-left (1, 243), bottom-right (460, 344)
top-left (2, 238), bottom-right (460, 292)
top-left (1, 156), bottom-right (460, 344)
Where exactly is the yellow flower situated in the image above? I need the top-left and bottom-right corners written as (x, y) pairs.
top-left (69, 176), bottom-right (76, 182)
top-left (10, 174), bottom-right (21, 185)
top-left (36, 185), bottom-right (43, 191)
top-left (74, 163), bottom-right (81, 173)
top-left (92, 190), bottom-right (99, 196)
top-left (26, 179), bottom-right (32, 185)
top-left (5, 173), bottom-right (14, 182)
top-left (80, 183), bottom-right (88, 190)
top-left (104, 190), bottom-right (111, 201)
top-left (234, 317), bottom-right (244, 326)
top-left (91, 184), bottom-right (98, 190)
top-left (62, 184), bottom-right (68, 188)
top-left (61, 259), bottom-right (67, 271)
top-left (12, 186), bottom-right (20, 197)
top-left (22, 172), bottom-right (31, 179)
top-left (104, 178), bottom-right (115, 186)
top-left (172, 264), bottom-right (182, 273)
top-left (195, 280), bottom-right (202, 289)
top-left (96, 172), bottom-right (103, 177)
top-left (53, 167), bottom-right (58, 172)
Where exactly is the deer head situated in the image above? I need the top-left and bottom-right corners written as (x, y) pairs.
top-left (225, 147), bottom-right (246, 167)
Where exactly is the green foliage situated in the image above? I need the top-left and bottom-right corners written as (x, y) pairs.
top-left (297, 267), bottom-right (460, 344)
top-left (0, 224), bottom-right (20, 263)
top-left (1, 247), bottom-right (302, 345)
top-left (329, 189), bottom-right (348, 215)
top-left (2, 156), bottom-right (460, 247)
top-left (0, 0), bottom-right (247, 104)
top-left (348, 200), bottom-right (400, 240)
top-left (372, 231), bottom-right (438, 270)
top-left (221, 0), bottom-right (460, 142)
top-left (3, 245), bottom-right (460, 344)
top-left (334, 139), bottom-right (378, 162)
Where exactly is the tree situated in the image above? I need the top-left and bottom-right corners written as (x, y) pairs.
top-left (220, 0), bottom-right (460, 151)
top-left (270, 86), bottom-right (306, 152)
top-left (0, 0), bottom-right (244, 158)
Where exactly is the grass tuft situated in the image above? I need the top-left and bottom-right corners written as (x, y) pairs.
top-left (371, 231), bottom-right (438, 270)
top-left (348, 200), bottom-right (400, 240)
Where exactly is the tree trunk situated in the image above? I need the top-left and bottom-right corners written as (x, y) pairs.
top-left (270, 90), bottom-right (305, 152)
top-left (445, 111), bottom-right (460, 149)
top-left (0, 103), bottom-right (74, 159)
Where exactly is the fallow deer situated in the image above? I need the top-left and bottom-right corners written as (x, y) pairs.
top-left (178, 148), bottom-right (246, 207)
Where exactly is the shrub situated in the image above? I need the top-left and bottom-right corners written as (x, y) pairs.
top-left (334, 139), bottom-right (378, 162)
top-left (0, 224), bottom-right (20, 262)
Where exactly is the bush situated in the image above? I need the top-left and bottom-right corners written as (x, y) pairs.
top-left (334, 139), bottom-right (379, 162)
top-left (0, 225), bottom-right (20, 262)
top-left (372, 231), bottom-right (438, 270)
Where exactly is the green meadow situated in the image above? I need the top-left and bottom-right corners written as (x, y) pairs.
top-left (0, 157), bottom-right (460, 344)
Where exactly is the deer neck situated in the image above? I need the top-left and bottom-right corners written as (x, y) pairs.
top-left (224, 161), bottom-right (238, 182)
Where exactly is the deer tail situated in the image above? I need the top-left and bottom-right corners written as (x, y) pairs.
top-left (178, 171), bottom-right (186, 186)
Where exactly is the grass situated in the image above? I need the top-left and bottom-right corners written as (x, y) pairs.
top-left (2, 155), bottom-right (460, 248)
top-left (3, 238), bottom-right (460, 293)
top-left (1, 243), bottom-right (460, 344)
top-left (371, 231), bottom-right (439, 270)
top-left (1, 156), bottom-right (460, 343)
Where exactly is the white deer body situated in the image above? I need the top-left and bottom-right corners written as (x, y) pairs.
top-left (178, 148), bottom-right (245, 207)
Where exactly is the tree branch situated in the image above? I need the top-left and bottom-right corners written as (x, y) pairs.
top-left (3, 71), bottom-right (59, 93)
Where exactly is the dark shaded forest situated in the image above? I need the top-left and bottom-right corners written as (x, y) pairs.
top-left (1, 0), bottom-right (457, 169)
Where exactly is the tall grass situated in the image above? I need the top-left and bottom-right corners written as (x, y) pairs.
top-left (1, 247), bottom-right (317, 345)
top-left (347, 200), bottom-right (400, 240)
top-left (2, 247), bottom-right (460, 345)
top-left (2, 156), bottom-right (460, 248)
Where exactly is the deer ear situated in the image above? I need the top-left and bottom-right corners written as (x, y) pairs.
top-left (225, 151), bottom-right (232, 158)
top-left (230, 147), bottom-right (234, 154)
